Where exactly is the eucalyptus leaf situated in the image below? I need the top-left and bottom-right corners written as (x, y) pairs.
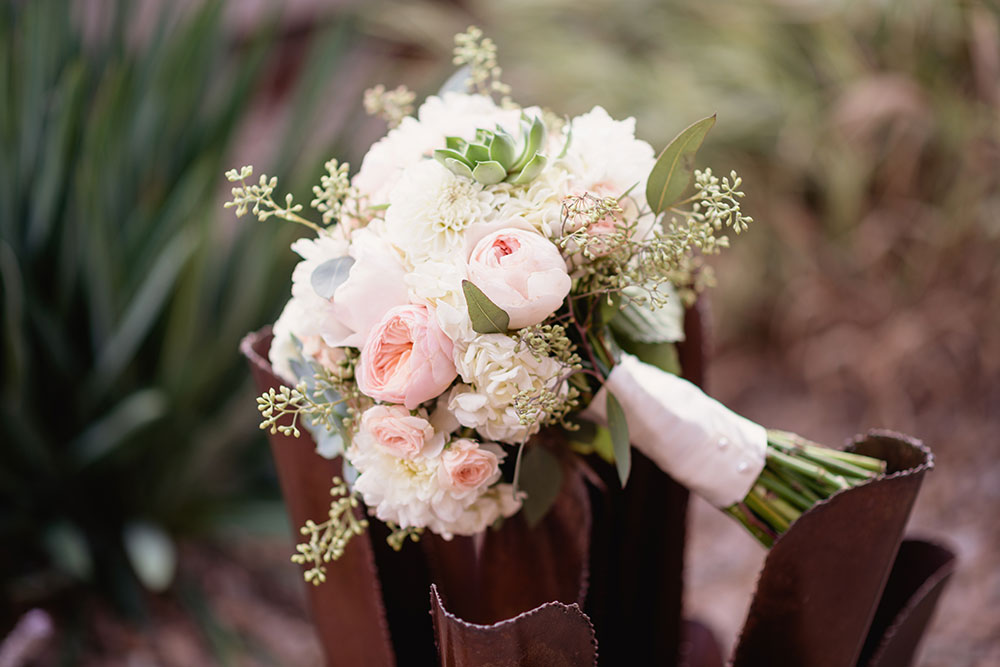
top-left (645, 114), bottom-right (716, 214)
top-left (606, 390), bottom-right (631, 487)
top-left (518, 445), bottom-right (563, 526)
top-left (462, 280), bottom-right (510, 333)
top-left (438, 65), bottom-right (472, 95)
top-left (310, 256), bottom-right (354, 300)
top-left (610, 285), bottom-right (685, 344)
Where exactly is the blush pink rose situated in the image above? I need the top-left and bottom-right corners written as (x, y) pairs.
top-left (439, 439), bottom-right (500, 492)
top-left (357, 304), bottom-right (457, 409)
top-left (359, 405), bottom-right (434, 459)
top-left (467, 228), bottom-right (572, 329)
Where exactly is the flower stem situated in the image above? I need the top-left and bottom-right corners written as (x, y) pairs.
top-left (728, 432), bottom-right (888, 548)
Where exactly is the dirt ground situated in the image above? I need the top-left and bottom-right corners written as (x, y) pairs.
top-left (687, 350), bottom-right (1000, 667)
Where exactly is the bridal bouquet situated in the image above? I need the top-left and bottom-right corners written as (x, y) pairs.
top-left (227, 28), bottom-right (885, 584)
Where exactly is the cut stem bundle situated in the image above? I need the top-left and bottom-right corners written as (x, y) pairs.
top-left (726, 431), bottom-right (886, 547)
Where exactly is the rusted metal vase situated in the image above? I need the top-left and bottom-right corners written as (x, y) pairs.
top-left (240, 304), bottom-right (953, 667)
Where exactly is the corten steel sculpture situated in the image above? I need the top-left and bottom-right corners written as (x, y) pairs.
top-left (241, 304), bottom-right (954, 667)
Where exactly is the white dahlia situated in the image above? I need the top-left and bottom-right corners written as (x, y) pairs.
top-left (384, 160), bottom-right (496, 265)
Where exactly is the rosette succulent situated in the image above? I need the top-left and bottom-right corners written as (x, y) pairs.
top-left (434, 114), bottom-right (548, 185)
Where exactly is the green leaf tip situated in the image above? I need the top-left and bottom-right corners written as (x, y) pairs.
top-left (462, 280), bottom-right (510, 333)
top-left (606, 390), bottom-right (631, 487)
top-left (645, 114), bottom-right (716, 214)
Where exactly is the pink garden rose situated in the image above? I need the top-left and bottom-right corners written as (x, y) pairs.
top-left (467, 228), bottom-right (572, 329)
top-left (439, 439), bottom-right (500, 492)
top-left (357, 304), bottom-right (457, 409)
top-left (359, 405), bottom-right (435, 459)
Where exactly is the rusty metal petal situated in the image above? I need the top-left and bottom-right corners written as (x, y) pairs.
top-left (430, 584), bottom-right (598, 667)
top-left (731, 430), bottom-right (934, 667)
top-left (420, 452), bottom-right (591, 625)
top-left (861, 539), bottom-right (957, 667)
top-left (241, 328), bottom-right (395, 667)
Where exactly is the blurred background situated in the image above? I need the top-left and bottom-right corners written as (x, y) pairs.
top-left (1, 0), bottom-right (997, 664)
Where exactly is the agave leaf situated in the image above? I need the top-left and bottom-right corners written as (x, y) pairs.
top-left (462, 280), bottom-right (510, 333)
top-left (44, 521), bottom-right (93, 581)
top-left (74, 389), bottom-right (169, 466)
top-left (123, 521), bottom-right (176, 593)
top-left (445, 135), bottom-right (467, 151)
top-left (472, 160), bottom-right (507, 185)
top-left (646, 114), bottom-right (716, 214)
top-left (91, 229), bottom-right (197, 396)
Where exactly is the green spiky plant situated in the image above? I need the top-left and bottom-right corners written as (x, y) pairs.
top-left (0, 0), bottom-right (367, 622)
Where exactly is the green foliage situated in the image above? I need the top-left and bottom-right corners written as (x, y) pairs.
top-left (462, 279), bottom-right (511, 333)
top-left (291, 478), bottom-right (369, 585)
top-left (605, 391), bottom-right (631, 487)
top-left (516, 445), bottom-right (563, 526)
top-left (646, 114), bottom-right (716, 214)
top-left (0, 0), bottom-right (361, 610)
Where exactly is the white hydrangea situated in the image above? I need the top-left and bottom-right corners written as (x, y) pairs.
top-left (384, 160), bottom-right (497, 265)
top-left (448, 334), bottom-right (566, 443)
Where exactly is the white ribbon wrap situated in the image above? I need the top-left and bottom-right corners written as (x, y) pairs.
top-left (583, 353), bottom-right (767, 508)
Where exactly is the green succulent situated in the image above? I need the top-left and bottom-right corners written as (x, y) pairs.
top-left (434, 114), bottom-right (549, 186)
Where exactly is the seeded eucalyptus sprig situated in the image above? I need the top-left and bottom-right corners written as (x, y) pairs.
top-left (292, 477), bottom-right (369, 585)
